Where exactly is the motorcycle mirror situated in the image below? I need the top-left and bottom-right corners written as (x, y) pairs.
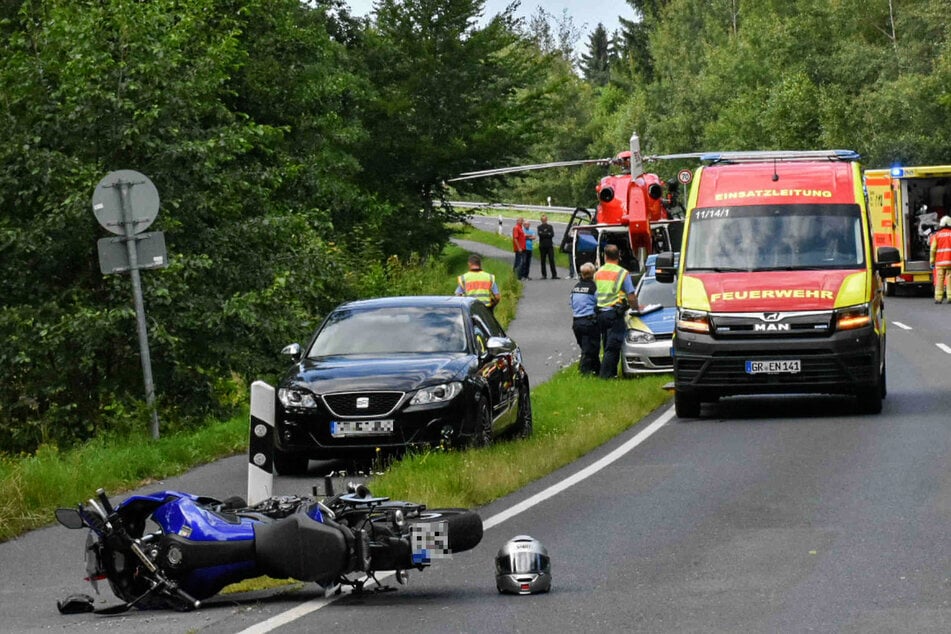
top-left (55, 507), bottom-right (85, 529)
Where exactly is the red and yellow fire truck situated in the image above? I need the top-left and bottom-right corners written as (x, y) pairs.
top-left (655, 151), bottom-right (901, 418)
top-left (865, 165), bottom-right (951, 295)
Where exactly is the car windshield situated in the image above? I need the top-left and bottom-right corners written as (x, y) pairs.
top-left (684, 204), bottom-right (866, 271)
top-left (308, 306), bottom-right (467, 356)
top-left (637, 277), bottom-right (677, 308)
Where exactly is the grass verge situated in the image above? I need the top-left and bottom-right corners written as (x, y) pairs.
top-left (370, 368), bottom-right (671, 507)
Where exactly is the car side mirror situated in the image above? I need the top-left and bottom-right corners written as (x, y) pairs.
top-left (486, 336), bottom-right (514, 356)
top-left (875, 246), bottom-right (901, 278)
top-left (281, 343), bottom-right (302, 362)
top-left (654, 251), bottom-right (676, 284)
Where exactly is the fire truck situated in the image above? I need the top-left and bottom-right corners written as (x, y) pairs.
top-left (654, 150), bottom-right (901, 418)
top-left (865, 165), bottom-right (951, 295)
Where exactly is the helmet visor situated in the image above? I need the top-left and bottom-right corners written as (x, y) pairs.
top-left (497, 552), bottom-right (550, 575)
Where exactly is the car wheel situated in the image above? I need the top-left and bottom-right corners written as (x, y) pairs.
top-left (674, 390), bottom-right (701, 418)
top-left (472, 395), bottom-right (493, 448)
top-left (408, 508), bottom-right (484, 553)
top-left (273, 446), bottom-right (309, 475)
top-left (512, 381), bottom-right (533, 439)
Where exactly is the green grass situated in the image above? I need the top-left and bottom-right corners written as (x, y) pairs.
top-left (370, 369), bottom-right (671, 507)
top-left (0, 228), bottom-right (669, 542)
top-left (0, 415), bottom-right (248, 541)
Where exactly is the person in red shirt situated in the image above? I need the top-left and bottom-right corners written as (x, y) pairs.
top-left (512, 217), bottom-right (527, 280)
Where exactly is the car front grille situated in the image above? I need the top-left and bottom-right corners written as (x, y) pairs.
top-left (322, 391), bottom-right (405, 418)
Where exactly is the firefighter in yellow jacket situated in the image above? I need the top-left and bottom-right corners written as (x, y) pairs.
top-left (930, 215), bottom-right (951, 303)
top-left (455, 254), bottom-right (501, 310)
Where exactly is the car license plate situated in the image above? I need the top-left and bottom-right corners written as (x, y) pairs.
top-left (330, 419), bottom-right (394, 437)
top-left (745, 360), bottom-right (801, 374)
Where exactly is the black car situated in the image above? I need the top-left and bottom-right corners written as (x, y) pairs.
top-left (273, 295), bottom-right (532, 474)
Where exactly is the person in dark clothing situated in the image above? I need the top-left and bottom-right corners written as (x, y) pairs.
top-left (537, 214), bottom-right (559, 279)
top-left (569, 262), bottom-right (601, 375)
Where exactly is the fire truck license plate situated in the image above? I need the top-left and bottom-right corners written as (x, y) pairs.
top-left (745, 360), bottom-right (801, 374)
top-left (331, 419), bottom-right (394, 437)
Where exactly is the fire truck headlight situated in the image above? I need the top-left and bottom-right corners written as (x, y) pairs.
top-left (835, 304), bottom-right (871, 331)
top-left (676, 309), bottom-right (710, 334)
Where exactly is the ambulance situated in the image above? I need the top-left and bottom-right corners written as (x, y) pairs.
top-left (865, 165), bottom-right (951, 295)
top-left (654, 150), bottom-right (901, 418)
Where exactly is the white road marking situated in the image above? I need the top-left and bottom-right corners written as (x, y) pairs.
top-left (892, 321), bottom-right (913, 330)
top-left (483, 408), bottom-right (673, 529)
top-left (937, 343), bottom-right (951, 355)
top-left (237, 406), bottom-right (674, 633)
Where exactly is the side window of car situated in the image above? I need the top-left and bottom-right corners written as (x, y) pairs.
top-left (472, 302), bottom-right (505, 338)
top-left (471, 318), bottom-right (489, 354)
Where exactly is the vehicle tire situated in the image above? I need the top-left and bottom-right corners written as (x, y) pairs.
top-left (880, 355), bottom-right (887, 400)
top-left (855, 386), bottom-right (883, 415)
top-left (511, 381), bottom-right (533, 439)
top-left (472, 395), bottom-right (493, 448)
top-left (856, 361), bottom-right (884, 415)
top-left (273, 446), bottom-right (309, 475)
top-left (674, 390), bottom-right (701, 418)
top-left (408, 508), bottom-right (484, 553)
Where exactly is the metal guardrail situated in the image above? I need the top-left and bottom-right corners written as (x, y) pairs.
top-left (449, 201), bottom-right (581, 216)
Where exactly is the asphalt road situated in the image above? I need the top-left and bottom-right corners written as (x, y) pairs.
top-left (5, 274), bottom-right (951, 631)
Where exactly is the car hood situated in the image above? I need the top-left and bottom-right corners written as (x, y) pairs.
top-left (626, 306), bottom-right (676, 335)
top-left (282, 354), bottom-right (472, 394)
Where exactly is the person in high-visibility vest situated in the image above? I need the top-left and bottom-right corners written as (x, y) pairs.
top-left (455, 253), bottom-right (501, 310)
top-left (930, 215), bottom-right (951, 303)
top-left (595, 244), bottom-right (637, 379)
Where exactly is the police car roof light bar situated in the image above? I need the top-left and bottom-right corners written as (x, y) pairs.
top-left (700, 149), bottom-right (860, 163)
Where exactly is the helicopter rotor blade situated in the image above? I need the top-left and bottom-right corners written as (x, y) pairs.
top-left (448, 158), bottom-right (612, 182)
top-left (643, 152), bottom-right (707, 162)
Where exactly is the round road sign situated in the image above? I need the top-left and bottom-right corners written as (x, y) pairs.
top-left (91, 170), bottom-right (159, 235)
top-left (677, 169), bottom-right (693, 185)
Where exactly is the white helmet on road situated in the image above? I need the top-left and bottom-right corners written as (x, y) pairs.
top-left (941, 215), bottom-right (951, 228)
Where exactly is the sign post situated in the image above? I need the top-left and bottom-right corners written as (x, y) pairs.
top-left (92, 170), bottom-right (166, 439)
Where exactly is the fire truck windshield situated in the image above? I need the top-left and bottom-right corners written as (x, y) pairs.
top-left (684, 204), bottom-right (866, 272)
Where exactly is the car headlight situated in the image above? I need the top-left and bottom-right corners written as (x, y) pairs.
top-left (676, 309), bottom-right (710, 334)
top-left (409, 382), bottom-right (463, 406)
top-left (626, 329), bottom-right (655, 344)
top-left (835, 303), bottom-right (872, 331)
top-left (278, 388), bottom-right (319, 409)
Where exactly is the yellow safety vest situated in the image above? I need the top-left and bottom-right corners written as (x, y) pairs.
top-left (594, 263), bottom-right (628, 309)
top-left (458, 270), bottom-right (496, 306)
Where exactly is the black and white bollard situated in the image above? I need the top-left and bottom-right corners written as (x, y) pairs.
top-left (247, 380), bottom-right (275, 505)
top-left (498, 214), bottom-right (503, 236)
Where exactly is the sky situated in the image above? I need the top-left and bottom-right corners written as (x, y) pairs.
top-left (344, 1), bottom-right (635, 48)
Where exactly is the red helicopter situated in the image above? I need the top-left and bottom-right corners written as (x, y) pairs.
top-left (449, 132), bottom-right (696, 274)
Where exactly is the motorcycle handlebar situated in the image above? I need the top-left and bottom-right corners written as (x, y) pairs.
top-left (96, 488), bottom-right (115, 516)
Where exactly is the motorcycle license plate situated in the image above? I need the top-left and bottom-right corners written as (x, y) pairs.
top-left (330, 419), bottom-right (394, 437)
top-left (411, 521), bottom-right (451, 564)
top-left (745, 360), bottom-right (801, 374)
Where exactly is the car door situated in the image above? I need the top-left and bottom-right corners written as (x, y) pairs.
top-left (471, 303), bottom-right (517, 424)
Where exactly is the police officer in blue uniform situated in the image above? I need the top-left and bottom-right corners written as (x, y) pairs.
top-left (569, 262), bottom-right (601, 375)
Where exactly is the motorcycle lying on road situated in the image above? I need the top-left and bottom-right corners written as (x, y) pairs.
top-left (55, 481), bottom-right (483, 613)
